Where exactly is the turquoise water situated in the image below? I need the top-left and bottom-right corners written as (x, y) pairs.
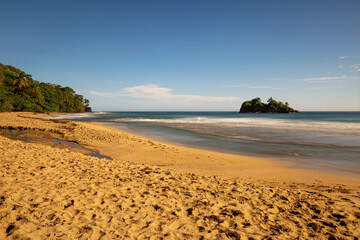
top-left (50, 111), bottom-right (360, 176)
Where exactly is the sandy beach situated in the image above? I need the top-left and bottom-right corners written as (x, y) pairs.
top-left (0, 112), bottom-right (359, 239)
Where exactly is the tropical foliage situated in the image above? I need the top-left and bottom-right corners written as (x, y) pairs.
top-left (0, 62), bottom-right (91, 112)
top-left (239, 97), bottom-right (298, 113)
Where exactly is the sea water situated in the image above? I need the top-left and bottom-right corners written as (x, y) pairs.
top-left (50, 111), bottom-right (360, 176)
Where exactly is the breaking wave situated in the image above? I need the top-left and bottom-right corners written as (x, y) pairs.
top-left (114, 117), bottom-right (360, 135)
top-left (48, 112), bottom-right (108, 119)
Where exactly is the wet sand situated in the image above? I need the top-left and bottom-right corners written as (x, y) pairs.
top-left (0, 112), bottom-right (359, 239)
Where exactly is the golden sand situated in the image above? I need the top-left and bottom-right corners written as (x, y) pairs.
top-left (0, 112), bottom-right (359, 239)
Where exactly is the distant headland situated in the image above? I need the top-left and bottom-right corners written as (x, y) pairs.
top-left (239, 97), bottom-right (298, 113)
top-left (0, 62), bottom-right (91, 112)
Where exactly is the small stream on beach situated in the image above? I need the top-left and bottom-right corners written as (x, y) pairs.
top-left (0, 128), bottom-right (112, 160)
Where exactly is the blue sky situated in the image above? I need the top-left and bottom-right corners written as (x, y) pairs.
top-left (1, 0), bottom-right (359, 111)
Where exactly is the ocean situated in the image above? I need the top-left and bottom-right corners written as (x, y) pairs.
top-left (50, 111), bottom-right (360, 177)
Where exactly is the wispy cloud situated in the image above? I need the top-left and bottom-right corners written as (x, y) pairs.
top-left (298, 76), bottom-right (345, 83)
top-left (87, 91), bottom-right (123, 97)
top-left (87, 84), bottom-right (239, 102)
top-left (305, 87), bottom-right (323, 90)
top-left (350, 64), bottom-right (360, 72)
top-left (250, 86), bottom-right (283, 89)
top-left (123, 84), bottom-right (239, 102)
top-left (223, 84), bottom-right (246, 88)
top-left (338, 56), bottom-right (350, 59)
top-left (224, 84), bottom-right (283, 89)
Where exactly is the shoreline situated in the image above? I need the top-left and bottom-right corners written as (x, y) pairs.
top-left (101, 121), bottom-right (360, 183)
top-left (1, 112), bottom-right (360, 239)
top-left (2, 112), bottom-right (360, 184)
top-left (59, 111), bottom-right (360, 181)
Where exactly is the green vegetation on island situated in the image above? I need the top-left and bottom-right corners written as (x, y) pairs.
top-left (239, 97), bottom-right (298, 113)
top-left (0, 63), bottom-right (91, 112)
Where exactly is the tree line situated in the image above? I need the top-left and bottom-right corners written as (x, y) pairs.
top-left (0, 62), bottom-right (91, 112)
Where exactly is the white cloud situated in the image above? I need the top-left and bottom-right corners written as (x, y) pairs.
top-left (87, 84), bottom-right (239, 102)
top-left (338, 56), bottom-right (350, 59)
top-left (88, 91), bottom-right (111, 97)
top-left (87, 91), bottom-right (123, 97)
top-left (338, 64), bottom-right (344, 69)
top-left (299, 76), bottom-right (345, 83)
top-left (250, 86), bottom-right (283, 89)
top-left (224, 84), bottom-right (247, 88)
top-left (305, 87), bottom-right (323, 90)
top-left (123, 84), bottom-right (239, 102)
top-left (350, 76), bottom-right (360, 80)
top-left (224, 84), bottom-right (283, 89)
top-left (350, 64), bottom-right (360, 72)
top-left (123, 85), bottom-right (170, 99)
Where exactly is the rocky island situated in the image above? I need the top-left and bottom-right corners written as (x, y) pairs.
top-left (239, 97), bottom-right (298, 113)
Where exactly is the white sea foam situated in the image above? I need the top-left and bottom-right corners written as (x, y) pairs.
top-left (114, 117), bottom-right (360, 135)
top-left (94, 112), bottom-right (108, 115)
top-left (48, 113), bottom-right (96, 119)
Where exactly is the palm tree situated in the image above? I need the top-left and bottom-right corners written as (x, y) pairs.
top-left (0, 63), bottom-right (5, 85)
top-left (12, 72), bottom-right (31, 90)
